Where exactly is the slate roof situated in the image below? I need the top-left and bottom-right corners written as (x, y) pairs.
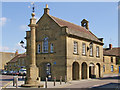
top-left (103, 47), bottom-right (120, 56)
top-left (7, 54), bottom-right (26, 63)
top-left (49, 15), bottom-right (103, 44)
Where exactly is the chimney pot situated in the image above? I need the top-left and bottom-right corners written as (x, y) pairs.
top-left (44, 4), bottom-right (50, 14)
top-left (15, 50), bottom-right (18, 56)
top-left (109, 44), bottom-right (112, 49)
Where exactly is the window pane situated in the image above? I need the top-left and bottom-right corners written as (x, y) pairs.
top-left (111, 65), bottom-right (113, 72)
top-left (90, 44), bottom-right (93, 56)
top-left (96, 47), bottom-right (99, 57)
top-left (50, 43), bottom-right (54, 53)
top-left (37, 44), bottom-right (40, 53)
top-left (74, 41), bottom-right (78, 54)
top-left (82, 43), bottom-right (86, 55)
top-left (103, 65), bottom-right (105, 72)
top-left (43, 37), bottom-right (48, 53)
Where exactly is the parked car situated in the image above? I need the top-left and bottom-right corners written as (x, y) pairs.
top-left (8, 70), bottom-right (14, 75)
top-left (13, 71), bottom-right (19, 75)
top-left (2, 70), bottom-right (7, 75)
top-left (19, 69), bottom-right (26, 76)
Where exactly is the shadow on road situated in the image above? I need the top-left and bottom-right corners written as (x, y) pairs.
top-left (92, 82), bottom-right (120, 88)
top-left (98, 76), bottom-right (120, 80)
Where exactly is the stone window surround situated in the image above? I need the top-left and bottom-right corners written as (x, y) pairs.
top-left (37, 42), bottom-right (54, 54)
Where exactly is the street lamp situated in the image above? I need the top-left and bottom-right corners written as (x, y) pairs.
top-left (87, 41), bottom-right (93, 51)
top-left (20, 40), bottom-right (26, 49)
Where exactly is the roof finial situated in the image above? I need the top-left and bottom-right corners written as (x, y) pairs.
top-left (31, 2), bottom-right (35, 17)
top-left (31, 2), bottom-right (35, 12)
top-left (46, 4), bottom-right (48, 8)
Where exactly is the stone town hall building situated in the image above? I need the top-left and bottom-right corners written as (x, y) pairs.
top-left (25, 5), bottom-right (104, 82)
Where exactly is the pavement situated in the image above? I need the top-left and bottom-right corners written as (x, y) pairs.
top-left (1, 74), bottom-right (120, 89)
top-left (4, 80), bottom-right (69, 88)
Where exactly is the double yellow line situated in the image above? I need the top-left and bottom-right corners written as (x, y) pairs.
top-left (2, 81), bottom-right (12, 89)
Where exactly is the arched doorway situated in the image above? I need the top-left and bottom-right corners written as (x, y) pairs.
top-left (81, 62), bottom-right (87, 79)
top-left (96, 63), bottom-right (100, 78)
top-left (72, 62), bottom-right (79, 80)
top-left (40, 62), bottom-right (52, 80)
top-left (89, 63), bottom-right (95, 78)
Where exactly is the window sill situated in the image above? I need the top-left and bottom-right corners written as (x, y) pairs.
top-left (37, 52), bottom-right (56, 54)
top-left (73, 53), bottom-right (79, 55)
top-left (82, 54), bottom-right (87, 56)
top-left (89, 55), bottom-right (94, 57)
top-left (96, 56), bottom-right (100, 58)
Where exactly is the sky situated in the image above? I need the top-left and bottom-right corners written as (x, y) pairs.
top-left (1, 2), bottom-right (119, 53)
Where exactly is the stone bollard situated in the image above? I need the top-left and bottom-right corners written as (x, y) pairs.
top-left (13, 76), bottom-right (18, 88)
top-left (53, 77), bottom-right (56, 86)
top-left (60, 76), bottom-right (62, 85)
top-left (65, 75), bottom-right (67, 84)
top-left (13, 76), bottom-right (15, 86)
top-left (45, 77), bottom-right (48, 88)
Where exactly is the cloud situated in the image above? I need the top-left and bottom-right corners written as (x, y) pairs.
top-left (20, 25), bottom-right (28, 31)
top-left (0, 42), bottom-right (26, 53)
top-left (0, 17), bottom-right (7, 27)
top-left (0, 46), bottom-right (10, 52)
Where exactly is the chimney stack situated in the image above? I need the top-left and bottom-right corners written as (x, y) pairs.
top-left (44, 4), bottom-right (50, 15)
top-left (15, 50), bottom-right (18, 56)
top-left (109, 44), bottom-right (112, 49)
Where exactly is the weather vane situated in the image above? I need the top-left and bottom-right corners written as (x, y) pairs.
top-left (28, 2), bottom-right (35, 13)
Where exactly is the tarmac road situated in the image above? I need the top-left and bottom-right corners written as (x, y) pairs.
top-left (0, 74), bottom-right (22, 88)
top-left (60, 75), bottom-right (120, 88)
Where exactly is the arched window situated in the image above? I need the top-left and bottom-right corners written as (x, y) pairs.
top-left (43, 37), bottom-right (48, 53)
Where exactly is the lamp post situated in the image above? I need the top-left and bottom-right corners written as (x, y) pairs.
top-left (20, 40), bottom-right (26, 49)
top-left (87, 41), bottom-right (93, 51)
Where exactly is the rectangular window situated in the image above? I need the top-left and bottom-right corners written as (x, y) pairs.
top-left (73, 41), bottom-right (78, 54)
top-left (111, 57), bottom-right (113, 63)
top-left (103, 65), bottom-right (105, 72)
top-left (22, 60), bottom-right (24, 65)
top-left (37, 44), bottom-right (40, 53)
top-left (50, 43), bottom-right (54, 53)
top-left (96, 46), bottom-right (99, 57)
top-left (18, 59), bottom-right (20, 65)
top-left (43, 37), bottom-right (49, 53)
top-left (82, 43), bottom-right (86, 55)
top-left (111, 65), bottom-right (114, 72)
top-left (90, 44), bottom-right (93, 56)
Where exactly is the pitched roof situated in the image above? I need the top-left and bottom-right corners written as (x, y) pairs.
top-left (103, 47), bottom-right (120, 56)
top-left (50, 15), bottom-right (103, 44)
top-left (7, 54), bottom-right (26, 63)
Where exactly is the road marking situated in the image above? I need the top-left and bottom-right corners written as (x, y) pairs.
top-left (2, 81), bottom-right (12, 89)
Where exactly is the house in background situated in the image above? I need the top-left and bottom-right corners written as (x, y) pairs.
top-left (6, 53), bottom-right (26, 72)
top-left (103, 44), bottom-right (120, 74)
top-left (0, 51), bottom-right (18, 71)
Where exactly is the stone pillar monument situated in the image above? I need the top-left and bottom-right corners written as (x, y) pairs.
top-left (21, 9), bottom-right (41, 88)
